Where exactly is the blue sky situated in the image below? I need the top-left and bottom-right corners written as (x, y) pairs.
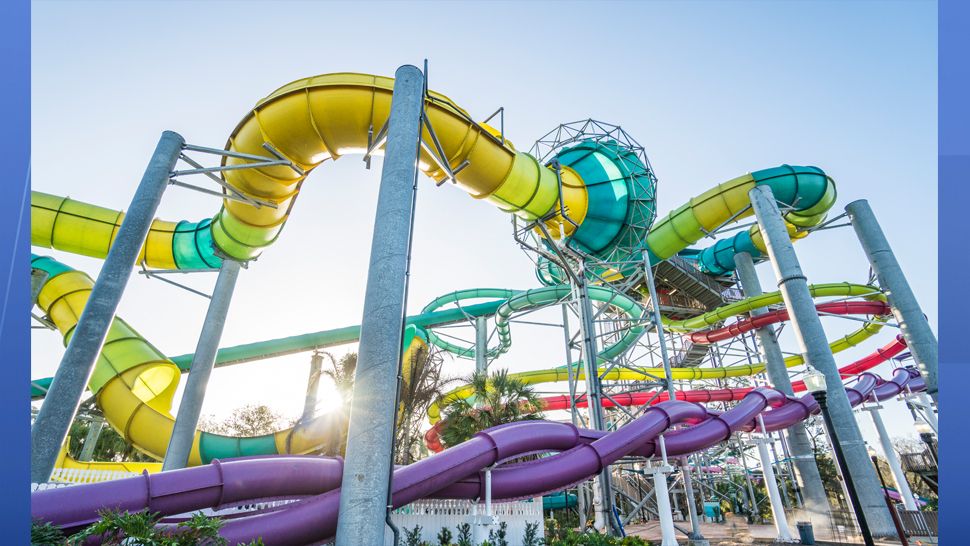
top-left (31, 1), bottom-right (937, 449)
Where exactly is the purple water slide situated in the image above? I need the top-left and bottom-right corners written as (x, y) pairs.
top-left (31, 368), bottom-right (925, 546)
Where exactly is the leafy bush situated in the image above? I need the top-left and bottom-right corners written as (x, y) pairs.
top-left (523, 521), bottom-right (541, 546)
top-left (31, 519), bottom-right (65, 545)
top-left (543, 529), bottom-right (652, 546)
top-left (456, 522), bottom-right (473, 546)
top-left (405, 525), bottom-right (424, 546)
top-left (31, 510), bottom-right (265, 546)
top-left (487, 522), bottom-right (508, 546)
top-left (437, 526), bottom-right (453, 546)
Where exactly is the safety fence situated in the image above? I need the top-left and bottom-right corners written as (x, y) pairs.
top-left (898, 509), bottom-right (939, 537)
top-left (387, 498), bottom-right (544, 546)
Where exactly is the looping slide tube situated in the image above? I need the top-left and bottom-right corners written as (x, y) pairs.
top-left (33, 369), bottom-right (924, 545)
top-left (32, 254), bottom-right (427, 466)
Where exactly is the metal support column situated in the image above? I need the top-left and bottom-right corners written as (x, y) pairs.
top-left (917, 392), bottom-right (938, 432)
top-left (335, 64), bottom-right (423, 546)
top-left (302, 352), bottom-right (324, 422)
top-left (163, 258), bottom-right (242, 470)
top-left (643, 256), bottom-right (675, 396)
top-left (734, 251), bottom-right (831, 520)
top-left (846, 200), bottom-right (938, 402)
top-left (475, 316), bottom-right (488, 374)
top-left (649, 463), bottom-right (680, 546)
top-left (680, 458), bottom-right (709, 546)
top-left (561, 303), bottom-right (588, 530)
top-left (753, 434), bottom-right (794, 541)
top-left (863, 405), bottom-right (918, 511)
top-left (77, 416), bottom-right (105, 462)
top-left (750, 186), bottom-right (895, 536)
top-left (30, 131), bottom-right (184, 483)
top-left (575, 265), bottom-right (617, 535)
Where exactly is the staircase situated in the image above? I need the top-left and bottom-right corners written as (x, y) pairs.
top-left (901, 451), bottom-right (938, 494)
top-left (670, 340), bottom-right (710, 367)
top-left (654, 255), bottom-right (734, 312)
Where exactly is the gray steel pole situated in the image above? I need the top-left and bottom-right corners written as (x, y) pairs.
top-left (302, 352), bottom-right (324, 421)
top-left (31, 269), bottom-right (49, 303)
top-left (162, 258), bottom-right (242, 471)
top-left (753, 437), bottom-right (794, 541)
top-left (863, 405), bottom-right (918, 511)
top-left (77, 415), bottom-right (105, 462)
top-left (679, 459), bottom-right (709, 545)
top-left (750, 185), bottom-right (895, 536)
top-left (575, 267), bottom-right (618, 535)
top-left (643, 256), bottom-right (675, 398)
top-left (30, 130), bottom-right (183, 483)
top-left (475, 316), bottom-right (488, 375)
top-left (734, 251), bottom-right (831, 520)
top-left (335, 64), bottom-right (423, 546)
top-left (845, 200), bottom-right (938, 402)
top-left (561, 303), bottom-right (588, 530)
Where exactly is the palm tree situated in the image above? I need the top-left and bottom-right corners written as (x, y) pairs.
top-left (438, 368), bottom-right (545, 448)
top-left (394, 345), bottom-right (459, 464)
top-left (316, 351), bottom-right (357, 456)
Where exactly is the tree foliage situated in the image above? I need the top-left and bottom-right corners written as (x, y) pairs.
top-left (439, 368), bottom-right (545, 449)
top-left (68, 416), bottom-right (154, 463)
top-left (395, 346), bottom-right (459, 464)
top-left (199, 404), bottom-right (293, 437)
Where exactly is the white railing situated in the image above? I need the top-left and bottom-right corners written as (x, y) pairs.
top-left (32, 468), bottom-right (141, 491)
top-left (387, 498), bottom-right (544, 546)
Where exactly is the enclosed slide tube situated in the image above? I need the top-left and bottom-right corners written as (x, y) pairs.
top-left (31, 254), bottom-right (428, 466)
top-left (33, 368), bottom-right (923, 544)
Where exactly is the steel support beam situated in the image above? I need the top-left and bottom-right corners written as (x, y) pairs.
top-left (846, 200), bottom-right (937, 402)
top-left (475, 315), bottom-right (488, 374)
top-left (302, 352), bottom-right (324, 421)
top-left (863, 405), bottom-right (918, 511)
top-left (750, 185), bottom-right (895, 536)
top-left (649, 464), bottom-right (680, 546)
top-left (30, 131), bottom-right (183, 483)
top-left (163, 258), bottom-right (242, 471)
top-left (734, 251), bottom-right (831, 521)
top-left (753, 436), bottom-right (794, 541)
top-left (77, 415), bottom-right (105, 462)
top-left (335, 64), bottom-right (423, 546)
top-left (575, 265), bottom-right (618, 535)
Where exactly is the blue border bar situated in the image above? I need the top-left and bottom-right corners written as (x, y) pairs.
top-left (939, 0), bottom-right (968, 538)
top-left (0, 0), bottom-right (30, 539)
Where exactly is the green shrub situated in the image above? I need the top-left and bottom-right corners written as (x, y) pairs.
top-left (31, 519), bottom-right (65, 546)
top-left (437, 526), bottom-right (453, 546)
top-left (487, 522), bottom-right (508, 546)
top-left (456, 522), bottom-right (473, 546)
top-left (405, 525), bottom-right (424, 546)
top-left (522, 521), bottom-right (541, 546)
top-left (33, 510), bottom-right (265, 546)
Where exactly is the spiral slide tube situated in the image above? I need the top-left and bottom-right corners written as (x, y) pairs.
top-left (32, 369), bottom-right (923, 544)
top-left (31, 254), bottom-right (428, 466)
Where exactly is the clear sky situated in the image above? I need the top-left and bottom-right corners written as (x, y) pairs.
top-left (31, 1), bottom-right (937, 451)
